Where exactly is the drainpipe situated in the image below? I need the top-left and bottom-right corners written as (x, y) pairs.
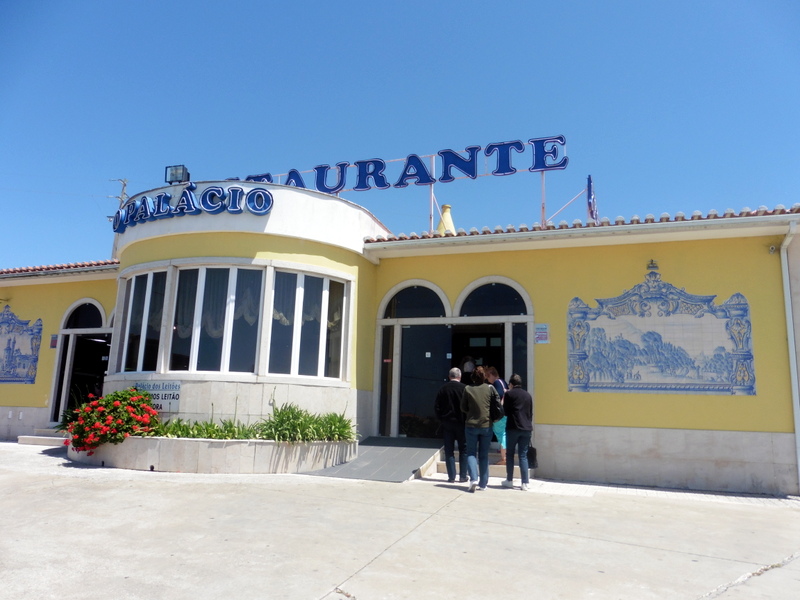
top-left (780, 221), bottom-right (800, 493)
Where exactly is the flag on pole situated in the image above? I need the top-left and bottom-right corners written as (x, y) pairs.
top-left (587, 175), bottom-right (599, 225)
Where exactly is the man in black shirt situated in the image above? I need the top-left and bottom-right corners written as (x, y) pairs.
top-left (500, 373), bottom-right (533, 491)
top-left (434, 367), bottom-right (468, 483)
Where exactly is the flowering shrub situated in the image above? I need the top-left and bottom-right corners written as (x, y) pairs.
top-left (62, 388), bottom-right (160, 455)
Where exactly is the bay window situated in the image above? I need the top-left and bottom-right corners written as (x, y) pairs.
top-left (117, 264), bottom-right (347, 379)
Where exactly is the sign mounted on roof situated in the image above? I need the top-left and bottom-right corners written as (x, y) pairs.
top-left (243, 135), bottom-right (568, 194)
top-left (112, 136), bottom-right (568, 234)
top-left (112, 183), bottom-right (273, 233)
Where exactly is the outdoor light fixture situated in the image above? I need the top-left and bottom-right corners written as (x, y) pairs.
top-left (165, 165), bottom-right (190, 185)
top-left (647, 259), bottom-right (658, 270)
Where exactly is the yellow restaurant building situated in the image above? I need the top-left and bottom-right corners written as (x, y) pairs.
top-left (2, 179), bottom-right (800, 495)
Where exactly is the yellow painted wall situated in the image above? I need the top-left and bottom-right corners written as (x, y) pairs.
top-left (0, 276), bottom-right (117, 408)
top-left (120, 233), bottom-right (379, 390)
top-left (375, 235), bottom-right (792, 433)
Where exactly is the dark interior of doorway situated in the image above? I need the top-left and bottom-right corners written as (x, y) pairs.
top-left (52, 334), bottom-right (111, 421)
top-left (397, 323), bottom-right (505, 439)
top-left (451, 323), bottom-right (505, 383)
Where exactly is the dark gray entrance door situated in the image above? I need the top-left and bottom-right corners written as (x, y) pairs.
top-left (52, 334), bottom-right (111, 421)
top-left (399, 325), bottom-right (451, 438)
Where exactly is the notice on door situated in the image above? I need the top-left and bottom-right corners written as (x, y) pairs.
top-left (132, 381), bottom-right (181, 413)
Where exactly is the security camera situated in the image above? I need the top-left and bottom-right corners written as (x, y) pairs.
top-left (769, 245), bottom-right (777, 254)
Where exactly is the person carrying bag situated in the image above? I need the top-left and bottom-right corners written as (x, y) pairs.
top-left (499, 373), bottom-right (534, 491)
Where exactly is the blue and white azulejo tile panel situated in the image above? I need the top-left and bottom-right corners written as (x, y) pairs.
top-left (567, 268), bottom-right (755, 395)
top-left (0, 305), bottom-right (42, 384)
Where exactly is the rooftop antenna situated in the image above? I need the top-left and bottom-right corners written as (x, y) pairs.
top-left (109, 178), bottom-right (129, 210)
top-left (108, 179), bottom-right (129, 260)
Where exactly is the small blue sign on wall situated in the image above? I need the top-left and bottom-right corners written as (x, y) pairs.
top-left (0, 306), bottom-right (43, 384)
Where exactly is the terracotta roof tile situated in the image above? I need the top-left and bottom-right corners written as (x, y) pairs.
top-left (364, 204), bottom-right (800, 245)
top-left (0, 259), bottom-right (119, 276)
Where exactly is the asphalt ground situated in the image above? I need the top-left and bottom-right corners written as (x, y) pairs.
top-left (2, 442), bottom-right (800, 599)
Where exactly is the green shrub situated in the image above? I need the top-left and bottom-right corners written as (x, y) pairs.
top-left (150, 403), bottom-right (355, 443)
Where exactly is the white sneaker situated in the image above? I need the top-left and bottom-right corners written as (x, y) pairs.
top-left (501, 480), bottom-right (514, 489)
top-left (469, 481), bottom-right (478, 492)
top-left (521, 483), bottom-right (528, 491)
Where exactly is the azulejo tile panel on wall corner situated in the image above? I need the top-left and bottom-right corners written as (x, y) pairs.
top-left (0, 305), bottom-right (42, 384)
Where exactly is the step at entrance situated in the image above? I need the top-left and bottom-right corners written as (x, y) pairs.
top-left (18, 428), bottom-right (68, 447)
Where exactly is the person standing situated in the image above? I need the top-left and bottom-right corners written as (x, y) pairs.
top-left (486, 366), bottom-right (508, 465)
top-left (460, 366), bottom-right (499, 492)
top-left (500, 374), bottom-right (533, 491)
top-left (434, 367), bottom-right (468, 483)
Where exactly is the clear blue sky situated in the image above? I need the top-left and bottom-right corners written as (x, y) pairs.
top-left (1, 0), bottom-right (798, 268)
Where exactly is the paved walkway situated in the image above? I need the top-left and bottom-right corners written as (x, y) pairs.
top-left (2, 442), bottom-right (800, 599)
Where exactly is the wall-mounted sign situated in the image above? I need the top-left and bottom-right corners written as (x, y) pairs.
top-left (242, 135), bottom-right (568, 194)
top-left (132, 380), bottom-right (181, 413)
top-left (113, 183), bottom-right (273, 233)
top-left (535, 324), bottom-right (550, 344)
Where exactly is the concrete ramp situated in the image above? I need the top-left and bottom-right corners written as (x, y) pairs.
top-left (308, 436), bottom-right (442, 482)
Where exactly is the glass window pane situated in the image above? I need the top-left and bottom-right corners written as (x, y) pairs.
top-left (142, 272), bottom-right (166, 371)
top-left (460, 283), bottom-right (527, 316)
top-left (269, 272), bottom-right (297, 374)
top-left (170, 269), bottom-right (198, 371)
top-left (66, 304), bottom-right (102, 329)
top-left (512, 323), bottom-right (528, 388)
top-left (384, 286), bottom-right (445, 318)
top-left (298, 276), bottom-right (323, 376)
top-left (197, 268), bottom-right (229, 371)
top-left (115, 278), bottom-right (132, 373)
top-left (324, 280), bottom-right (345, 378)
top-left (229, 269), bottom-right (263, 373)
top-left (124, 275), bottom-right (147, 372)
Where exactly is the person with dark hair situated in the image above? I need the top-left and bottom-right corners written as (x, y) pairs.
top-left (460, 365), bottom-right (499, 492)
top-left (486, 366), bottom-right (508, 465)
top-left (500, 373), bottom-right (533, 491)
top-left (434, 367), bottom-right (468, 483)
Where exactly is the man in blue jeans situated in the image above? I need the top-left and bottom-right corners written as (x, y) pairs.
top-left (434, 367), bottom-right (468, 483)
top-left (500, 373), bottom-right (533, 491)
top-left (460, 366), bottom-right (499, 492)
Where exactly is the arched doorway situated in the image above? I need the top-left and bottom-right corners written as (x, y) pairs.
top-left (453, 280), bottom-right (530, 389)
top-left (50, 301), bottom-right (112, 422)
top-left (376, 279), bottom-right (532, 438)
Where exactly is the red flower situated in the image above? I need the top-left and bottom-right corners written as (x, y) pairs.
top-left (87, 393), bottom-right (95, 399)
top-left (84, 406), bottom-right (92, 413)
top-left (113, 401), bottom-right (121, 407)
